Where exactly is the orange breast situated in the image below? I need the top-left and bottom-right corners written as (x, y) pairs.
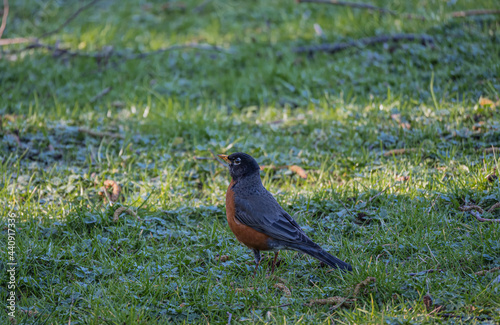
top-left (226, 179), bottom-right (270, 251)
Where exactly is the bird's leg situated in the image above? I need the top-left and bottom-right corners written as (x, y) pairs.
top-left (252, 249), bottom-right (261, 277)
top-left (270, 251), bottom-right (279, 275)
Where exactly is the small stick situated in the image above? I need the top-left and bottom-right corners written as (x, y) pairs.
top-left (192, 0), bottom-right (212, 13)
top-left (297, 0), bottom-right (397, 15)
top-left (474, 266), bottom-right (500, 276)
top-left (78, 127), bottom-right (124, 139)
top-left (459, 205), bottom-right (500, 222)
top-left (0, 37), bottom-right (34, 45)
top-left (209, 149), bottom-right (227, 167)
top-left (90, 86), bottom-right (111, 103)
top-left (369, 184), bottom-right (391, 202)
top-left (295, 34), bottom-right (433, 54)
top-left (451, 9), bottom-right (500, 18)
top-left (483, 147), bottom-right (500, 154)
top-left (0, 0), bottom-right (9, 39)
top-left (408, 269), bottom-right (443, 276)
top-left (39, 0), bottom-right (104, 39)
top-left (383, 148), bottom-right (418, 157)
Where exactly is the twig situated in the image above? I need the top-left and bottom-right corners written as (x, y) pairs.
top-left (338, 198), bottom-right (357, 219)
top-left (209, 149), bottom-right (227, 167)
top-left (0, 0), bottom-right (8, 39)
top-left (483, 147), bottom-right (500, 154)
top-left (0, 37), bottom-right (35, 46)
top-left (192, 0), bottom-right (212, 13)
top-left (4, 40), bottom-right (229, 65)
top-left (408, 269), bottom-right (443, 276)
top-left (39, 0), bottom-right (104, 39)
top-left (90, 86), bottom-right (112, 103)
top-left (295, 34), bottom-right (434, 54)
top-left (297, 0), bottom-right (397, 15)
top-left (226, 312), bottom-right (232, 325)
top-left (265, 303), bottom-right (292, 309)
top-left (369, 184), bottom-right (391, 202)
top-left (193, 156), bottom-right (215, 160)
top-left (383, 148), bottom-right (418, 157)
top-left (451, 9), bottom-right (500, 18)
top-left (78, 127), bottom-right (124, 139)
top-left (474, 266), bottom-right (500, 276)
top-left (459, 205), bottom-right (500, 222)
top-left (126, 43), bottom-right (230, 60)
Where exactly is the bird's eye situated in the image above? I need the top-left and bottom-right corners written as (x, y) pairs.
top-left (234, 157), bottom-right (241, 165)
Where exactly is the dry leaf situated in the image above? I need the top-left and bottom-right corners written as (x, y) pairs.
top-left (288, 165), bottom-right (307, 179)
top-left (113, 206), bottom-right (137, 222)
top-left (479, 97), bottom-right (496, 107)
top-left (274, 283), bottom-right (291, 297)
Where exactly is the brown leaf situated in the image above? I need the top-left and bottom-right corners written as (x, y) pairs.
top-left (274, 283), bottom-right (291, 297)
top-left (479, 97), bottom-right (496, 107)
top-left (99, 180), bottom-right (121, 203)
top-left (423, 294), bottom-right (433, 311)
top-left (288, 165), bottom-right (307, 179)
top-left (113, 206), bottom-right (137, 222)
top-left (305, 296), bottom-right (354, 308)
top-left (353, 277), bottom-right (376, 296)
top-left (216, 254), bottom-right (230, 262)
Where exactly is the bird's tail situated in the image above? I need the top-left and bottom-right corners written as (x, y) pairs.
top-left (296, 245), bottom-right (352, 272)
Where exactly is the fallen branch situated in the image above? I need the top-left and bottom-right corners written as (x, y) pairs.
top-left (474, 266), bottom-right (500, 276)
top-left (78, 127), bottom-right (124, 139)
top-left (451, 9), bottom-right (500, 18)
top-left (296, 34), bottom-right (434, 54)
top-left (0, 0), bottom-right (8, 39)
top-left (113, 206), bottom-right (138, 222)
top-left (3, 40), bottom-right (230, 67)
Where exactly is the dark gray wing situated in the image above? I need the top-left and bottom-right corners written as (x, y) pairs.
top-left (234, 190), bottom-right (316, 247)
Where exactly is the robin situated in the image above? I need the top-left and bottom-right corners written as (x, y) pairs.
top-left (218, 152), bottom-right (352, 275)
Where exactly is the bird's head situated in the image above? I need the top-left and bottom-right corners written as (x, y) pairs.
top-left (218, 152), bottom-right (260, 180)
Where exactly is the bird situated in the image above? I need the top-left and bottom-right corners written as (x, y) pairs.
top-left (218, 152), bottom-right (352, 275)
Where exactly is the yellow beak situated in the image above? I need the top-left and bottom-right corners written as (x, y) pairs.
top-left (217, 154), bottom-right (230, 164)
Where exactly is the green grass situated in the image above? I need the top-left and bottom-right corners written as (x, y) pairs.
top-left (1, 0), bottom-right (500, 323)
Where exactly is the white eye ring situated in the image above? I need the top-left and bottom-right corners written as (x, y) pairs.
top-left (234, 157), bottom-right (241, 165)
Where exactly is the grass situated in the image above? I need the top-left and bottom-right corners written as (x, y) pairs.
top-left (1, 0), bottom-right (500, 323)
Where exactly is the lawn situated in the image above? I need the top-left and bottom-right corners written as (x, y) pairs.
top-left (1, 0), bottom-right (500, 323)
